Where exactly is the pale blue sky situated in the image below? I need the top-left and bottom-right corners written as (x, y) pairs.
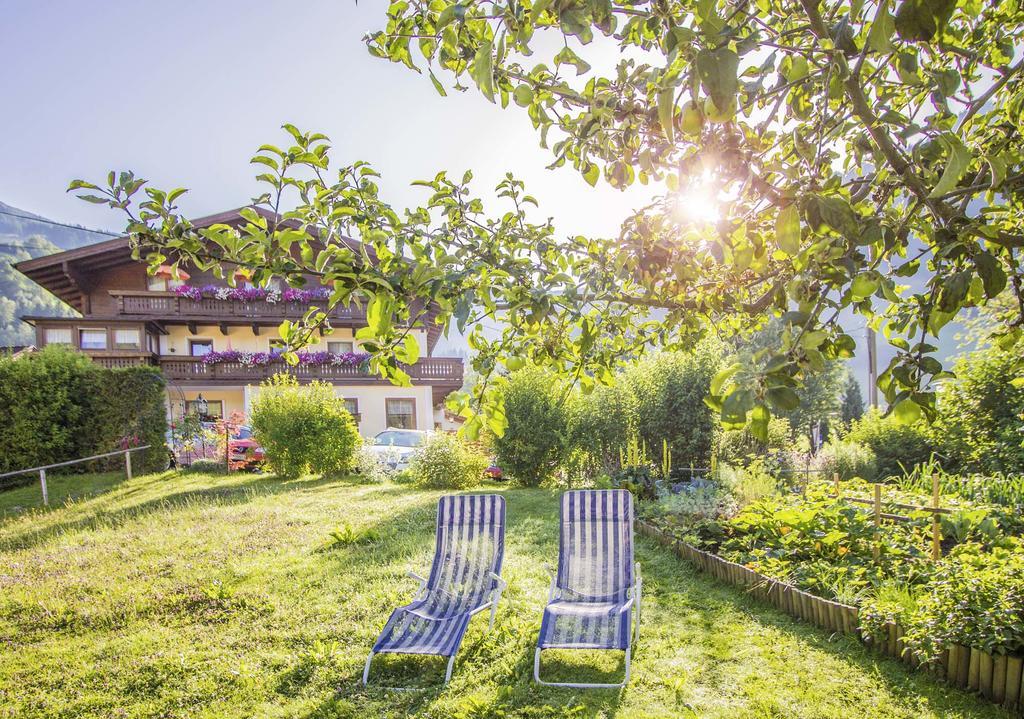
top-left (1, 1), bottom-right (653, 238)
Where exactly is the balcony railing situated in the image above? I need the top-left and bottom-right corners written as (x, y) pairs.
top-left (157, 356), bottom-right (463, 385)
top-left (110, 291), bottom-right (367, 322)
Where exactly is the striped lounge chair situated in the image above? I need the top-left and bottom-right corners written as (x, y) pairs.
top-left (534, 489), bottom-right (641, 688)
top-left (362, 494), bottom-right (507, 687)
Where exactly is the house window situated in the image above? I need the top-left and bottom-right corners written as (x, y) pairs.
top-left (189, 339), bottom-right (213, 357)
top-left (45, 328), bottom-right (72, 345)
top-left (147, 276), bottom-right (184, 291)
top-left (185, 399), bottom-right (223, 420)
top-left (114, 329), bottom-right (141, 350)
top-left (79, 329), bottom-right (107, 350)
top-left (385, 398), bottom-right (416, 429)
top-left (343, 398), bottom-right (359, 419)
top-left (328, 341), bottom-right (354, 354)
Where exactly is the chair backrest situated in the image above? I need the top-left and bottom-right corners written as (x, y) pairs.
top-left (556, 489), bottom-right (634, 602)
top-left (426, 494), bottom-right (506, 606)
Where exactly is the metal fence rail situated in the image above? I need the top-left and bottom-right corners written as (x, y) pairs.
top-left (0, 445), bottom-right (152, 506)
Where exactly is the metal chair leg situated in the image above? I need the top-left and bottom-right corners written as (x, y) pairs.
top-left (444, 654), bottom-right (457, 684)
top-left (362, 652), bottom-right (374, 685)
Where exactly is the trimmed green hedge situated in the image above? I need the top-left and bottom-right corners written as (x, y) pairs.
top-left (0, 346), bottom-right (168, 480)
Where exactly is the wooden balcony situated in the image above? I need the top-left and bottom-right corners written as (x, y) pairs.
top-left (157, 355), bottom-right (463, 391)
top-left (110, 290), bottom-right (367, 323)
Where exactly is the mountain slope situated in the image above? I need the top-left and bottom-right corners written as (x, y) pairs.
top-left (0, 201), bottom-right (105, 346)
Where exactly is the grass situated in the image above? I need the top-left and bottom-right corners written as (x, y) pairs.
top-left (0, 471), bottom-right (1013, 719)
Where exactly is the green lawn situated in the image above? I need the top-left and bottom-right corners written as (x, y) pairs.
top-left (0, 471), bottom-right (1010, 719)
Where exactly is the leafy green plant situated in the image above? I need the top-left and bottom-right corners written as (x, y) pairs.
top-left (817, 440), bottom-right (877, 481)
top-left (843, 409), bottom-right (934, 480)
top-left (410, 432), bottom-right (488, 490)
top-left (249, 374), bottom-right (360, 479)
top-left (492, 368), bottom-right (570, 487)
top-left (326, 523), bottom-right (381, 548)
top-left (717, 461), bottom-right (778, 508)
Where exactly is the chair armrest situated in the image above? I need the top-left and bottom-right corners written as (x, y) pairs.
top-left (407, 570), bottom-right (428, 595)
top-left (633, 562), bottom-right (642, 595)
top-left (544, 564), bottom-right (558, 601)
top-left (490, 572), bottom-right (508, 592)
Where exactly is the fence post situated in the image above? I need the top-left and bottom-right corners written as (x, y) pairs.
top-left (932, 472), bottom-right (942, 560)
top-left (125, 450), bottom-right (133, 481)
top-left (833, 472), bottom-right (840, 497)
top-left (873, 483), bottom-right (881, 561)
top-left (39, 468), bottom-right (48, 506)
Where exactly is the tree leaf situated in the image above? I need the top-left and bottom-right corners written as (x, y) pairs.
top-left (696, 48), bottom-right (739, 112)
top-left (657, 86), bottom-right (676, 144)
top-left (471, 40), bottom-right (495, 101)
top-left (775, 204), bottom-right (800, 255)
top-left (929, 135), bottom-right (971, 198)
top-left (867, 0), bottom-right (896, 53)
top-left (894, 0), bottom-right (956, 42)
top-left (893, 397), bottom-right (922, 424)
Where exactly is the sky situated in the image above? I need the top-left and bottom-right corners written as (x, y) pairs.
top-left (0, 1), bottom-right (654, 240)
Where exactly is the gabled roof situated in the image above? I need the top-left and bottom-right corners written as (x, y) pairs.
top-left (15, 206), bottom-right (283, 312)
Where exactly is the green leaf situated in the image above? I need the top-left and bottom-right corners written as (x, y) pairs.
top-left (893, 398), bottom-right (922, 424)
top-left (695, 47), bottom-right (739, 113)
top-left (711, 362), bottom-right (743, 396)
top-left (767, 386), bottom-right (800, 411)
top-left (471, 40), bottom-right (495, 101)
top-left (929, 135), bottom-right (971, 198)
top-left (775, 204), bottom-right (800, 255)
top-left (553, 46), bottom-right (591, 75)
top-left (866, 0), bottom-right (896, 53)
top-left (851, 273), bottom-right (879, 300)
top-left (657, 86), bottom-right (676, 144)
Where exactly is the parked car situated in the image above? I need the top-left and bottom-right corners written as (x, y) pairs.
top-left (229, 425), bottom-right (265, 470)
top-left (366, 428), bottom-right (430, 470)
top-left (485, 462), bottom-right (504, 481)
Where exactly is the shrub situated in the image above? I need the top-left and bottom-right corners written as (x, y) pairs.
top-left (186, 458), bottom-right (225, 474)
top-left (493, 368), bottom-right (570, 486)
top-left (843, 408), bottom-right (933, 479)
top-left (0, 346), bottom-right (168, 478)
top-left (411, 432), bottom-right (489, 490)
top-left (715, 416), bottom-right (792, 469)
top-left (625, 343), bottom-right (723, 467)
top-left (932, 346), bottom-right (1024, 474)
top-left (352, 442), bottom-right (389, 484)
top-left (655, 485), bottom-right (737, 523)
top-left (717, 461), bottom-right (779, 507)
top-left (567, 381), bottom-right (637, 476)
top-left (817, 440), bottom-right (877, 481)
top-left (249, 374), bottom-right (360, 479)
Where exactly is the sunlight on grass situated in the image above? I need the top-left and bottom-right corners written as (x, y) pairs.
top-left (0, 471), bottom-right (1011, 718)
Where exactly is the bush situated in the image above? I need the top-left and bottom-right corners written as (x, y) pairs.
top-left (715, 416), bottom-right (792, 469)
top-left (352, 442), bottom-right (390, 484)
top-left (493, 368), bottom-right (570, 486)
top-left (843, 408), bottom-right (933, 479)
top-left (625, 344), bottom-right (723, 467)
top-left (817, 440), bottom-right (877, 481)
top-left (932, 346), bottom-right (1024, 474)
top-left (718, 461), bottom-right (779, 507)
top-left (185, 458), bottom-right (225, 474)
top-left (411, 432), bottom-right (489, 489)
top-left (567, 381), bottom-right (637, 476)
top-left (249, 374), bottom-right (360, 479)
top-left (0, 346), bottom-right (168, 478)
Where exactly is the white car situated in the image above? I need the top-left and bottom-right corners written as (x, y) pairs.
top-left (366, 428), bottom-right (430, 470)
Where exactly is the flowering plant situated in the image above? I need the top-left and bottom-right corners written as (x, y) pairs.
top-left (200, 349), bottom-right (369, 367)
top-left (173, 284), bottom-right (330, 304)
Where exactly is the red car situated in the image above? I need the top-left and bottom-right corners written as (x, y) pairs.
top-left (229, 426), bottom-right (266, 469)
top-left (485, 463), bottom-right (504, 481)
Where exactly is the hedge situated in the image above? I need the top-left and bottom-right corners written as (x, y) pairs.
top-left (0, 346), bottom-right (168, 481)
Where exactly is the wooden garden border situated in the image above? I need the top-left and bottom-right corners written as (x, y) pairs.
top-left (637, 519), bottom-right (1024, 715)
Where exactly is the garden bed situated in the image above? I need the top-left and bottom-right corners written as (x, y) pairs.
top-left (639, 517), bottom-right (1024, 714)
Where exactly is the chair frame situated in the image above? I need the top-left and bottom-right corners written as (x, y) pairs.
top-left (534, 489), bottom-right (642, 689)
top-left (362, 495), bottom-right (508, 690)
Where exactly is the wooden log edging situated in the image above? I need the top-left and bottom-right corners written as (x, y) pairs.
top-left (637, 520), bottom-right (1024, 715)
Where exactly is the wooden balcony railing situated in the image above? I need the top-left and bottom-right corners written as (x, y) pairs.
top-left (110, 291), bottom-right (367, 322)
top-left (157, 356), bottom-right (463, 385)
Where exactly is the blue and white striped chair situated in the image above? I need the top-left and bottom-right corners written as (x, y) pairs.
top-left (363, 494), bottom-right (507, 687)
top-left (534, 489), bottom-right (641, 688)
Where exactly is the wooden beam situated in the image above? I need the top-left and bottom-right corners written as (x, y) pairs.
top-left (219, 322), bottom-right (229, 336)
top-left (187, 321), bottom-right (197, 334)
top-left (252, 323), bottom-right (261, 336)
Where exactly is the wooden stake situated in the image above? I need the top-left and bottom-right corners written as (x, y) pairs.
top-left (125, 449), bottom-right (133, 481)
top-left (1004, 655), bottom-right (1022, 709)
top-left (39, 468), bottom-right (48, 506)
top-left (993, 654), bottom-right (1007, 704)
top-left (931, 472), bottom-right (942, 561)
top-left (833, 472), bottom-right (840, 497)
top-left (873, 484), bottom-right (882, 561)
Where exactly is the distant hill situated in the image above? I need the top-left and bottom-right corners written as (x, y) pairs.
top-left (0, 201), bottom-right (113, 346)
